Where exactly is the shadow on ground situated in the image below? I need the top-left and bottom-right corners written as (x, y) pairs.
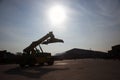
top-left (4, 66), bottom-right (69, 78)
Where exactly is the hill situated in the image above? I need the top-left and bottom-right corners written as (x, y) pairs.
top-left (54, 48), bottom-right (109, 60)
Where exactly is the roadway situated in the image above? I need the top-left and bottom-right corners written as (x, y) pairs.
top-left (0, 59), bottom-right (120, 80)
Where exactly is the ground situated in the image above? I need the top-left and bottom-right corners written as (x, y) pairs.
top-left (0, 59), bottom-right (120, 80)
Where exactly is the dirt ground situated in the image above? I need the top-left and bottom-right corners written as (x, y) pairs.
top-left (0, 59), bottom-right (120, 80)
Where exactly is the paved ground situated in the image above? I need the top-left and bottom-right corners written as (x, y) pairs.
top-left (0, 59), bottom-right (120, 80)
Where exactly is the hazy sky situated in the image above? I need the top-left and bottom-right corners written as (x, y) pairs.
top-left (0, 0), bottom-right (120, 55)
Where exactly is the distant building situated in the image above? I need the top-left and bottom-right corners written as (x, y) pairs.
top-left (108, 45), bottom-right (120, 58)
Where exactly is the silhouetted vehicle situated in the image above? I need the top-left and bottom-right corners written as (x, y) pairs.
top-left (0, 50), bottom-right (16, 64)
top-left (18, 32), bottom-right (64, 67)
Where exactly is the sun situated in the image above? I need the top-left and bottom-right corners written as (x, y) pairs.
top-left (48, 5), bottom-right (66, 26)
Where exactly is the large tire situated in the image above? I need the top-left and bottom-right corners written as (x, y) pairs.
top-left (28, 63), bottom-right (35, 67)
top-left (47, 61), bottom-right (54, 65)
top-left (27, 56), bottom-right (36, 67)
top-left (38, 63), bottom-right (44, 66)
top-left (19, 56), bottom-right (36, 67)
top-left (19, 64), bottom-right (25, 68)
top-left (47, 57), bottom-right (54, 65)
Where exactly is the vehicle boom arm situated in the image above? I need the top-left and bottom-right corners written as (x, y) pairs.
top-left (23, 32), bottom-right (64, 53)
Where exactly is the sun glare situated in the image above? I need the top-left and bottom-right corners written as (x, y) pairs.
top-left (48, 5), bottom-right (66, 26)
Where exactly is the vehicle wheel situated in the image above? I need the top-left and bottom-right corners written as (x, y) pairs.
top-left (28, 63), bottom-right (35, 67)
top-left (47, 61), bottom-right (54, 65)
top-left (38, 63), bottom-right (44, 66)
top-left (28, 57), bottom-right (36, 67)
top-left (19, 64), bottom-right (25, 68)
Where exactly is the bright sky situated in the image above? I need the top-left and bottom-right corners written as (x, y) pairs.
top-left (0, 0), bottom-right (120, 55)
